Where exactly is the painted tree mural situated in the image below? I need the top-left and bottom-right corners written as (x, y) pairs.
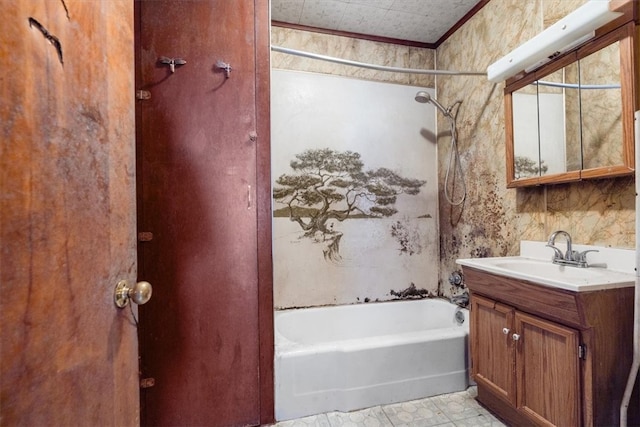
top-left (273, 148), bottom-right (426, 261)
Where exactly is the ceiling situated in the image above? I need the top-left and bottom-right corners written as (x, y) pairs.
top-left (271, 0), bottom-right (485, 47)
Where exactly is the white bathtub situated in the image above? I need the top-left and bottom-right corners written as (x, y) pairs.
top-left (274, 298), bottom-right (470, 421)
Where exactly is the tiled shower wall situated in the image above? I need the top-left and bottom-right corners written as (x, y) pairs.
top-left (435, 0), bottom-right (635, 297)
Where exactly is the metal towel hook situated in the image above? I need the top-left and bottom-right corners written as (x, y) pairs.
top-left (159, 56), bottom-right (186, 73)
top-left (216, 60), bottom-right (232, 78)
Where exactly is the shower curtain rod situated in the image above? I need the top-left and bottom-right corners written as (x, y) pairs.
top-left (534, 80), bottom-right (620, 90)
top-left (271, 45), bottom-right (487, 77)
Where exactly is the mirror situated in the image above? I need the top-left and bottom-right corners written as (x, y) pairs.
top-left (580, 41), bottom-right (624, 170)
top-left (505, 22), bottom-right (635, 187)
top-left (511, 80), bottom-right (541, 180)
top-left (512, 65), bottom-right (582, 179)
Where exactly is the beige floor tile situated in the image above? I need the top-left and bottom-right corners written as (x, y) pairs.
top-left (276, 413), bottom-right (332, 427)
top-left (381, 398), bottom-right (452, 427)
top-left (451, 413), bottom-right (506, 427)
top-left (430, 388), bottom-right (489, 421)
top-left (326, 406), bottom-right (393, 427)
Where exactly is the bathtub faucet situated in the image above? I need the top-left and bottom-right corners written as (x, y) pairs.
top-left (546, 230), bottom-right (598, 268)
top-left (450, 292), bottom-right (469, 308)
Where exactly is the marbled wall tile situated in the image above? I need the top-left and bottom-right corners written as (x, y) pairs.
top-left (545, 178), bottom-right (635, 248)
top-left (434, 0), bottom-right (531, 292)
top-left (407, 47), bottom-right (436, 87)
top-left (514, 186), bottom-right (547, 242)
top-left (542, 0), bottom-right (586, 29)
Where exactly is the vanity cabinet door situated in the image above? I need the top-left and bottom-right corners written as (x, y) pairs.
top-left (515, 311), bottom-right (581, 427)
top-left (470, 295), bottom-right (516, 405)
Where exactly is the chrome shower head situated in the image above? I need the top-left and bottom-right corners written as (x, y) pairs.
top-left (414, 90), bottom-right (431, 104)
top-left (414, 90), bottom-right (450, 117)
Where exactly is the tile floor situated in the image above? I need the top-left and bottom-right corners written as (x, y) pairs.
top-left (272, 387), bottom-right (507, 427)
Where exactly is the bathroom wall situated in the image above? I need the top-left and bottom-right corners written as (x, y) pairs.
top-left (271, 27), bottom-right (435, 88)
top-left (436, 0), bottom-right (635, 298)
top-left (271, 28), bottom-right (439, 308)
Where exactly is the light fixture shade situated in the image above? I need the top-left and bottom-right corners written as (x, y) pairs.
top-left (487, 0), bottom-right (622, 83)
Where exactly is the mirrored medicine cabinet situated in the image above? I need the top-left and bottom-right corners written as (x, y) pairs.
top-left (504, 21), bottom-right (637, 188)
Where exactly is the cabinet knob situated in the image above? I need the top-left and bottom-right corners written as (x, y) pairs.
top-left (512, 333), bottom-right (521, 341)
top-left (502, 328), bottom-right (510, 335)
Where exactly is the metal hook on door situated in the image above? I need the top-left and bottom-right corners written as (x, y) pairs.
top-left (216, 60), bottom-right (232, 78)
top-left (159, 56), bottom-right (186, 73)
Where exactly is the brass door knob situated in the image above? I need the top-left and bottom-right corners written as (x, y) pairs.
top-left (114, 280), bottom-right (152, 308)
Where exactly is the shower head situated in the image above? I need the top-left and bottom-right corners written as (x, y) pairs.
top-left (415, 90), bottom-right (450, 117)
top-left (414, 90), bottom-right (431, 104)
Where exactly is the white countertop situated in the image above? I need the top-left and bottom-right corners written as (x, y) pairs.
top-left (456, 241), bottom-right (636, 292)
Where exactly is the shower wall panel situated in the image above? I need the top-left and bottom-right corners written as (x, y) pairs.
top-left (272, 70), bottom-right (439, 309)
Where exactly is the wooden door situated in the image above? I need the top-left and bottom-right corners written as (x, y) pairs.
top-left (135, 1), bottom-right (273, 425)
top-left (515, 311), bottom-right (581, 427)
top-left (1, 1), bottom-right (139, 425)
top-left (470, 294), bottom-right (516, 405)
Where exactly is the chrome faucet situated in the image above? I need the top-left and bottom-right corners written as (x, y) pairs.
top-left (451, 291), bottom-right (469, 308)
top-left (546, 230), bottom-right (598, 268)
top-left (547, 230), bottom-right (576, 261)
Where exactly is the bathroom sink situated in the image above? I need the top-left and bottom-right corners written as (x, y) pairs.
top-left (491, 259), bottom-right (604, 279)
top-left (456, 256), bottom-right (635, 292)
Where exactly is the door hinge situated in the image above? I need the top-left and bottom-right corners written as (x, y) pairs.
top-left (136, 90), bottom-right (151, 100)
top-left (138, 231), bottom-right (154, 242)
top-left (578, 344), bottom-right (587, 360)
top-left (140, 378), bottom-right (155, 388)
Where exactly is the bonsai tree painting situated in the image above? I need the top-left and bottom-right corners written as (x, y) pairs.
top-left (273, 148), bottom-right (426, 261)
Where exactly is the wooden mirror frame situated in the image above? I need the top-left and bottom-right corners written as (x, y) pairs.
top-left (504, 13), bottom-right (637, 188)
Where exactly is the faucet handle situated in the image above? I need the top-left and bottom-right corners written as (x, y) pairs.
top-left (545, 244), bottom-right (564, 260)
top-left (576, 249), bottom-right (599, 263)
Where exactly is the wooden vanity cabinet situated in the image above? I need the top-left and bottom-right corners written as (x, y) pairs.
top-left (472, 295), bottom-right (581, 426)
top-left (516, 311), bottom-right (581, 426)
top-left (471, 297), bottom-right (517, 406)
top-left (464, 267), bottom-right (637, 427)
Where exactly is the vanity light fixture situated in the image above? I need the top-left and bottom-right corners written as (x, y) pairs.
top-left (487, 0), bottom-right (623, 83)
